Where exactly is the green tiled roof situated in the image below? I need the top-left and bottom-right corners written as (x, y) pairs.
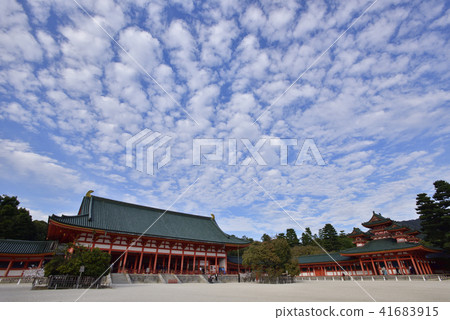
top-left (385, 223), bottom-right (409, 231)
top-left (0, 239), bottom-right (57, 255)
top-left (297, 239), bottom-right (440, 264)
top-left (362, 212), bottom-right (392, 227)
top-left (348, 227), bottom-right (368, 237)
top-left (340, 238), bottom-right (425, 255)
top-left (298, 252), bottom-right (354, 264)
top-left (50, 196), bottom-right (250, 245)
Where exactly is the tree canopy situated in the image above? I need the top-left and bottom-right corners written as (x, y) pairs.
top-left (300, 227), bottom-right (314, 246)
top-left (45, 244), bottom-right (111, 278)
top-left (319, 223), bottom-right (339, 252)
top-left (242, 238), bottom-right (299, 278)
top-left (285, 228), bottom-right (300, 247)
top-left (416, 180), bottom-right (450, 251)
top-left (261, 233), bottom-right (272, 242)
top-left (0, 195), bottom-right (48, 241)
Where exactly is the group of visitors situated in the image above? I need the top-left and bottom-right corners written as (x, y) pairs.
top-left (380, 265), bottom-right (415, 276)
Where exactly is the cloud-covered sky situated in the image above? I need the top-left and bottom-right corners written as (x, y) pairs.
top-left (1, 0), bottom-right (449, 240)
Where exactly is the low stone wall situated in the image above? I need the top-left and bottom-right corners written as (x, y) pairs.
top-left (218, 275), bottom-right (239, 283)
top-left (129, 274), bottom-right (161, 283)
top-left (177, 275), bottom-right (203, 283)
top-left (0, 276), bottom-right (36, 284)
top-left (297, 274), bottom-right (448, 281)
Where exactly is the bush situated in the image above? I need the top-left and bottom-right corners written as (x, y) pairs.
top-left (45, 244), bottom-right (111, 278)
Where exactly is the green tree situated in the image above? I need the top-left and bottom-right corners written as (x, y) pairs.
top-left (300, 227), bottom-right (314, 246)
top-left (291, 245), bottom-right (323, 256)
top-left (45, 244), bottom-right (111, 278)
top-left (243, 238), bottom-right (299, 278)
top-left (286, 228), bottom-right (299, 247)
top-left (319, 223), bottom-right (339, 252)
top-left (261, 233), bottom-right (272, 242)
top-left (416, 180), bottom-right (450, 250)
top-left (0, 195), bottom-right (36, 240)
top-left (276, 233), bottom-right (286, 240)
top-left (337, 230), bottom-right (355, 250)
top-left (33, 220), bottom-right (48, 241)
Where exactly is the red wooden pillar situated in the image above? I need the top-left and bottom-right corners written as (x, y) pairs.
top-left (422, 258), bottom-right (430, 274)
top-left (416, 258), bottom-right (423, 274)
top-left (4, 259), bottom-right (14, 277)
top-left (416, 257), bottom-right (425, 275)
top-left (410, 255), bottom-right (420, 274)
top-left (167, 245), bottom-right (172, 273)
top-left (359, 260), bottom-right (365, 275)
top-left (138, 244), bottom-right (144, 273)
top-left (108, 238), bottom-right (113, 255)
top-left (37, 258), bottom-right (44, 269)
top-left (423, 258), bottom-right (431, 274)
top-left (180, 247), bottom-right (185, 274)
top-left (215, 250), bottom-right (218, 274)
top-left (427, 261), bottom-right (433, 274)
top-left (382, 257), bottom-right (388, 274)
top-left (204, 246), bottom-right (207, 274)
top-left (370, 258), bottom-right (377, 275)
top-left (417, 258), bottom-right (427, 274)
top-left (424, 259), bottom-right (432, 274)
top-left (122, 250), bottom-right (128, 273)
top-left (225, 252), bottom-right (228, 274)
top-left (395, 256), bottom-right (402, 274)
top-left (153, 247), bottom-right (159, 273)
top-left (192, 248), bottom-right (196, 273)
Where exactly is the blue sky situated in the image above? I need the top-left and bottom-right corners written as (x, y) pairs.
top-left (1, 0), bottom-right (449, 240)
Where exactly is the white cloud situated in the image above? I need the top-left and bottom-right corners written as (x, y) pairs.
top-left (0, 0), bottom-right (449, 240)
top-left (0, 139), bottom-right (100, 193)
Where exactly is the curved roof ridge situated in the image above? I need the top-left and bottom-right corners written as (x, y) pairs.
top-left (89, 195), bottom-right (214, 220)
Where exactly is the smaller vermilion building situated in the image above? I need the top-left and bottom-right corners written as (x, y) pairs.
top-left (0, 239), bottom-right (57, 278)
top-left (298, 212), bottom-right (442, 276)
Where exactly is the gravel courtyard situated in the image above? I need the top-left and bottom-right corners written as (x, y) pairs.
top-left (0, 280), bottom-right (449, 302)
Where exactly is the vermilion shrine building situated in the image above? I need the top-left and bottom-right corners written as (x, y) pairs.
top-left (0, 240), bottom-right (56, 278)
top-left (298, 212), bottom-right (441, 276)
top-left (46, 194), bottom-right (250, 274)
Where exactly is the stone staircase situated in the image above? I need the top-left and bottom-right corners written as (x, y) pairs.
top-left (111, 273), bottom-right (131, 284)
top-left (199, 274), bottom-right (210, 283)
top-left (160, 273), bottom-right (179, 284)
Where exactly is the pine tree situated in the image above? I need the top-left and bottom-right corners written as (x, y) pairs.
top-left (0, 195), bottom-right (36, 240)
top-left (319, 223), bottom-right (339, 252)
top-left (416, 180), bottom-right (450, 251)
top-left (301, 227), bottom-right (314, 246)
top-left (285, 228), bottom-right (299, 247)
